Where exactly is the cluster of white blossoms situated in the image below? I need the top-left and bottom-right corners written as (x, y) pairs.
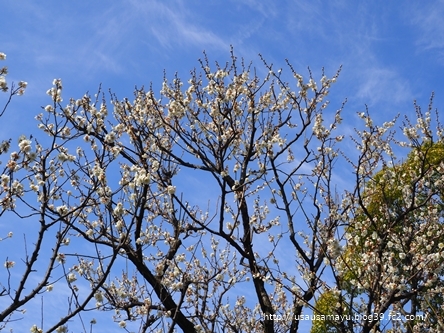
top-left (67, 273), bottom-right (77, 283)
top-left (0, 52), bottom-right (8, 92)
top-left (46, 78), bottom-right (63, 102)
top-left (326, 238), bottom-right (342, 260)
top-left (0, 174), bottom-right (9, 189)
top-left (131, 165), bottom-right (151, 186)
top-left (56, 205), bottom-right (69, 215)
top-left (4, 260), bottom-right (15, 268)
top-left (0, 53), bottom-right (28, 224)
top-left (30, 325), bottom-right (43, 333)
top-left (55, 326), bottom-right (67, 333)
top-left (32, 324), bottom-right (67, 333)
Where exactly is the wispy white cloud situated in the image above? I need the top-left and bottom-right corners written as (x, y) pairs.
top-left (355, 67), bottom-right (411, 106)
top-left (232, 0), bottom-right (278, 19)
top-left (4, 1), bottom-right (228, 79)
top-left (409, 0), bottom-right (444, 53)
top-left (129, 0), bottom-right (229, 51)
top-left (293, 2), bottom-right (415, 109)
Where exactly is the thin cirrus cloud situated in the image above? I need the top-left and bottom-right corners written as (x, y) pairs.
top-left (128, 0), bottom-right (229, 51)
top-left (409, 1), bottom-right (444, 52)
top-left (355, 67), bottom-right (412, 106)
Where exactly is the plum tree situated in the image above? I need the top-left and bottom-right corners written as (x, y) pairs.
top-left (314, 110), bottom-right (444, 333)
top-left (1, 50), bottom-right (444, 333)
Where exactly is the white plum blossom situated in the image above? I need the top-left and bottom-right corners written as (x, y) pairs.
top-left (18, 139), bottom-right (32, 153)
top-left (56, 205), bottom-right (68, 215)
top-left (30, 325), bottom-right (43, 333)
top-left (167, 185), bottom-right (176, 195)
top-left (55, 326), bottom-right (67, 333)
top-left (67, 273), bottom-right (77, 283)
top-left (0, 76), bottom-right (6, 91)
top-left (4, 261), bottom-right (15, 268)
top-left (113, 202), bottom-right (124, 216)
top-left (1, 174), bottom-right (9, 187)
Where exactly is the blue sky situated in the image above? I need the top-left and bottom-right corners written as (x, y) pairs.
top-left (1, 0), bottom-right (444, 331)
top-left (2, 0), bottom-right (444, 123)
